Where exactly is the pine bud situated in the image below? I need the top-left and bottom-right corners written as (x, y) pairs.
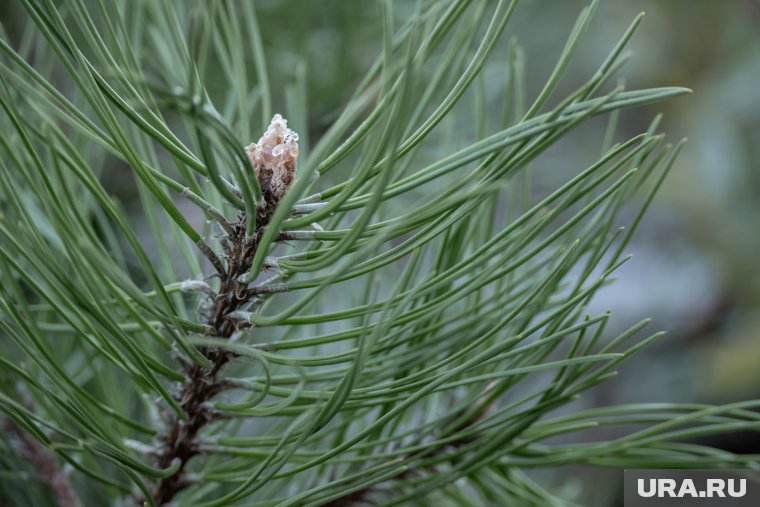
top-left (245, 114), bottom-right (299, 204)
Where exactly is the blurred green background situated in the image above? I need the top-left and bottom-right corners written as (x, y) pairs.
top-left (222, 1), bottom-right (760, 504)
top-left (2, 0), bottom-right (759, 505)
top-left (242, 0), bottom-right (760, 412)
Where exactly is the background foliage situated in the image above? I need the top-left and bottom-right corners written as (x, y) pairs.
top-left (1, 1), bottom-right (759, 506)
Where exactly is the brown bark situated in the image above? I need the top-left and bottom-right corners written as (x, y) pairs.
top-left (6, 420), bottom-right (83, 507)
top-left (150, 203), bottom-right (276, 505)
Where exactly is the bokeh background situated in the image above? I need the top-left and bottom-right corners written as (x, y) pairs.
top-left (247, 0), bottom-right (760, 434)
top-left (213, 1), bottom-right (760, 504)
top-left (2, 1), bottom-right (758, 505)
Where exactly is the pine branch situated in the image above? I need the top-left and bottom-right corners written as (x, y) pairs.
top-left (6, 2), bottom-right (757, 506)
top-left (4, 418), bottom-right (82, 507)
top-left (151, 213), bottom-right (260, 504)
top-left (323, 384), bottom-right (497, 506)
top-left (149, 117), bottom-right (300, 505)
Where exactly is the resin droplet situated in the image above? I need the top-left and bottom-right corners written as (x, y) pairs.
top-left (245, 114), bottom-right (299, 203)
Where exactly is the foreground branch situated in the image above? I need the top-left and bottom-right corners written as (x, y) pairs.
top-left (150, 211), bottom-right (264, 505)
top-left (149, 115), bottom-right (300, 505)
